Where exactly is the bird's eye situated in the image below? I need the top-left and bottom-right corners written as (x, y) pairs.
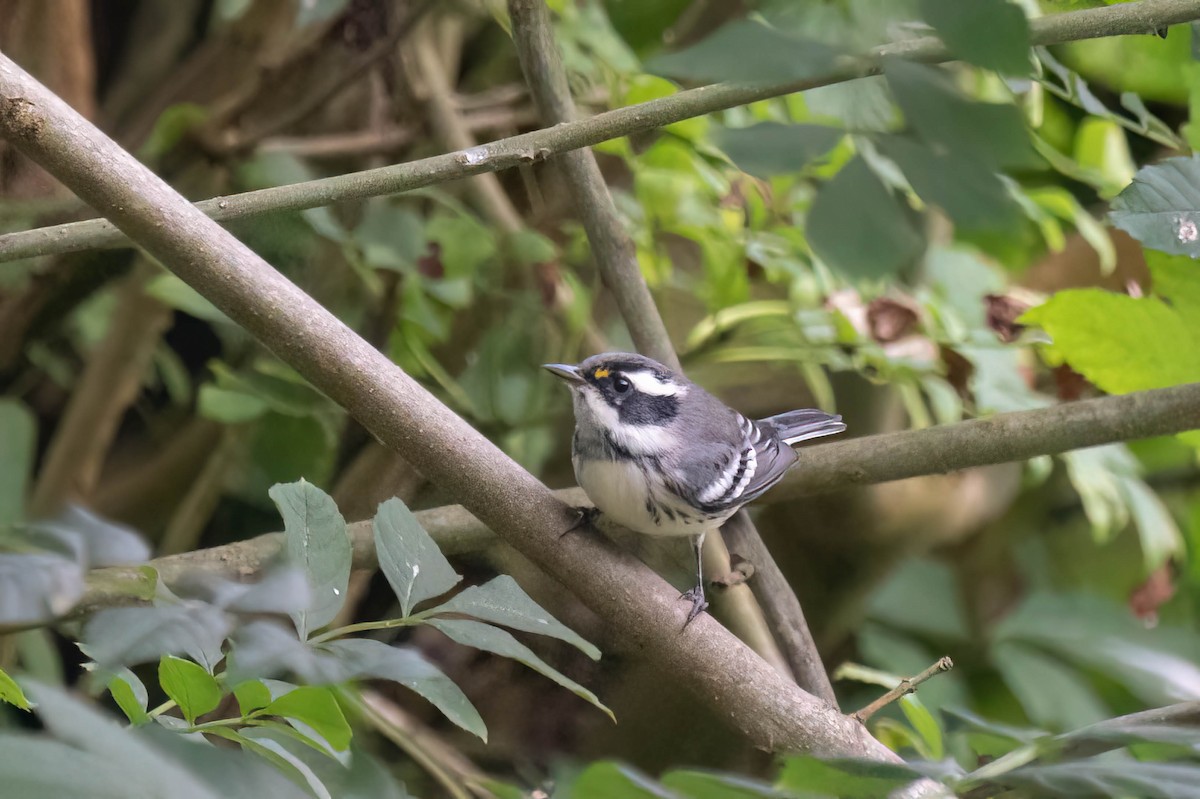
top-left (612, 375), bottom-right (631, 393)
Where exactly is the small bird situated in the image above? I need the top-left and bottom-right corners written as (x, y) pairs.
top-left (544, 352), bottom-right (846, 624)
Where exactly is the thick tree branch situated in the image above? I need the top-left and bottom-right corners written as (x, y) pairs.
top-left (508, 0), bottom-right (832, 701)
top-left (0, 53), bottom-right (904, 766)
top-left (2, 0), bottom-right (1197, 264)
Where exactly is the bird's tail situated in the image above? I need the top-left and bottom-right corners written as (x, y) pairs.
top-left (759, 409), bottom-right (846, 446)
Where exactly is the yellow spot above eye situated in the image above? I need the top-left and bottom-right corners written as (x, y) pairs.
top-left (593, 367), bottom-right (610, 379)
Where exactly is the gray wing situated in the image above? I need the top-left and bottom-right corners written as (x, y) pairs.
top-left (665, 408), bottom-right (845, 514)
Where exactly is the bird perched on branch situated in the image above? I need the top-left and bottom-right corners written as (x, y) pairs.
top-left (544, 353), bottom-right (845, 624)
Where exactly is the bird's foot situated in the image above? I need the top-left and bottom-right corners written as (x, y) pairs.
top-left (680, 585), bottom-right (709, 627)
top-left (562, 505), bottom-right (600, 537)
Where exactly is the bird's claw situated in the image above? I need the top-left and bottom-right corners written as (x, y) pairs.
top-left (562, 505), bottom-right (600, 537)
top-left (680, 585), bottom-right (708, 627)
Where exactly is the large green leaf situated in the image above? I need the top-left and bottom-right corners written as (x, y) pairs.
top-left (884, 59), bottom-right (1040, 171)
top-left (1146, 250), bottom-right (1200, 317)
top-left (159, 656), bottom-right (223, 724)
top-left (1110, 156), bottom-right (1200, 257)
top-left (0, 399), bottom-right (34, 526)
top-left (427, 574), bottom-right (601, 660)
top-left (919, 0), bottom-right (1030, 76)
top-left (806, 156), bottom-right (924, 280)
top-left (711, 123), bottom-right (843, 178)
top-left (270, 481), bottom-right (350, 638)
top-left (776, 756), bottom-right (924, 798)
top-left (572, 762), bottom-right (678, 799)
top-left (426, 618), bottom-right (613, 721)
top-left (373, 497), bottom-right (460, 617)
top-left (1021, 289), bottom-right (1200, 393)
top-left (661, 769), bottom-right (784, 798)
top-left (876, 135), bottom-right (1022, 232)
top-left (991, 642), bottom-right (1108, 730)
top-left (646, 20), bottom-right (841, 84)
top-left (0, 734), bottom-right (141, 799)
top-left (320, 638), bottom-right (487, 740)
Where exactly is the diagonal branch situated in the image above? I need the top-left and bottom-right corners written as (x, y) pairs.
top-left (3, 0), bottom-right (1198, 264)
top-left (0, 51), bottom-right (910, 768)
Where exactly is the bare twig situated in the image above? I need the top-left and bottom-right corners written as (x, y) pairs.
top-left (3, 0), bottom-right (1197, 263)
top-left (852, 657), bottom-right (954, 723)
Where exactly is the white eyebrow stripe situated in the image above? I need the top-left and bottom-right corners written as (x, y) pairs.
top-left (623, 370), bottom-right (686, 397)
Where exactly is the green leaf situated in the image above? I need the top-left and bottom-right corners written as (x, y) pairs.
top-left (647, 20), bottom-right (842, 84)
top-left (985, 760), bottom-right (1200, 799)
top-left (777, 756), bottom-right (924, 798)
top-left (159, 656), bottom-right (223, 725)
top-left (320, 638), bottom-right (486, 740)
top-left (373, 497), bottom-right (460, 617)
top-left (572, 761), bottom-right (678, 799)
top-left (885, 59), bottom-right (1040, 171)
top-left (426, 575), bottom-right (600, 660)
top-left (1110, 156), bottom-right (1200, 257)
top-left (1146, 250), bottom-right (1200, 318)
top-left (198, 385), bottom-right (269, 424)
top-left (919, 0), bottom-right (1030, 76)
top-left (144, 274), bottom-right (229, 324)
top-left (876, 135), bottom-right (1023, 232)
top-left (227, 728), bottom-right (333, 799)
top-left (899, 695), bottom-right (944, 760)
top-left (83, 604), bottom-right (231, 672)
top-left (261, 686), bottom-right (351, 752)
top-left (1021, 289), bottom-right (1200, 393)
top-left (712, 123), bottom-right (843, 178)
top-left (661, 769), bottom-right (784, 798)
top-left (104, 667), bottom-right (148, 724)
top-left (425, 618), bottom-right (614, 721)
top-left (0, 399), bottom-right (34, 526)
top-left (505, 229), bottom-right (558, 267)
top-left (354, 200), bottom-right (426, 271)
top-left (270, 480), bottom-right (351, 638)
top-left (0, 733), bottom-right (139, 799)
top-left (807, 156), bottom-right (924, 280)
top-left (0, 666), bottom-right (30, 710)
top-left (234, 679), bottom-right (275, 716)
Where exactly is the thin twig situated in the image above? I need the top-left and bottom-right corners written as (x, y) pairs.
top-left (3, 0), bottom-right (1197, 263)
top-left (852, 657), bottom-right (954, 723)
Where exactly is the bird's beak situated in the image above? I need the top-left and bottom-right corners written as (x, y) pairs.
top-left (542, 363), bottom-right (585, 385)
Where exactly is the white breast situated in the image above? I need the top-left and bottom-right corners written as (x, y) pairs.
top-left (574, 455), bottom-right (714, 538)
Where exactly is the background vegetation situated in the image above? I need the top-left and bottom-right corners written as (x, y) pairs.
top-left (1, 0), bottom-right (1200, 796)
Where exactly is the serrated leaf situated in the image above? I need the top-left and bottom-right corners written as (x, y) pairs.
top-left (777, 756), bottom-right (923, 798)
top-left (0, 666), bottom-right (30, 710)
top-left (885, 59), bottom-right (1040, 171)
top-left (877, 135), bottom-right (1022, 232)
top-left (320, 638), bottom-right (486, 740)
top-left (261, 686), bottom-right (351, 752)
top-left (426, 618), bottom-right (613, 721)
top-left (711, 123), bottom-right (843, 178)
top-left (271, 481), bottom-right (350, 638)
top-left (1110, 156), bottom-right (1200, 257)
top-left (807, 156), bottom-right (924, 280)
top-left (83, 604), bottom-right (231, 672)
top-left (919, 0), bottom-right (1030, 76)
top-left (373, 498), bottom-right (460, 617)
top-left (647, 20), bottom-right (842, 84)
top-left (0, 399), bottom-right (34, 526)
top-left (1021, 289), bottom-right (1200, 393)
top-left (159, 656), bottom-right (223, 724)
top-left (427, 575), bottom-right (600, 660)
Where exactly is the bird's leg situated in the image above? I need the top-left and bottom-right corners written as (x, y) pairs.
top-left (562, 505), bottom-right (600, 537)
top-left (680, 531), bottom-right (709, 626)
